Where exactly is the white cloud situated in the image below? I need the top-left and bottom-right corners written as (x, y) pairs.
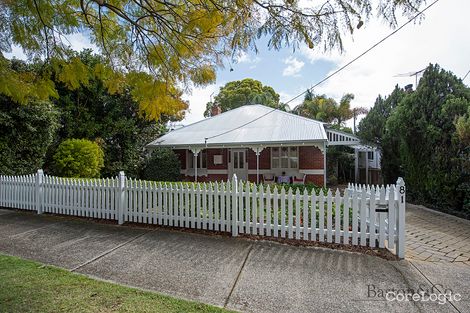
top-left (297, 0), bottom-right (470, 129)
top-left (235, 50), bottom-right (261, 65)
top-left (66, 33), bottom-right (99, 52)
top-left (282, 56), bottom-right (305, 77)
top-left (181, 83), bottom-right (223, 125)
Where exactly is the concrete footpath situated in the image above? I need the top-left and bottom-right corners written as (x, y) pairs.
top-left (0, 208), bottom-right (468, 313)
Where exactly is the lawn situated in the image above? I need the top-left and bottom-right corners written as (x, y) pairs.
top-left (0, 254), bottom-right (233, 313)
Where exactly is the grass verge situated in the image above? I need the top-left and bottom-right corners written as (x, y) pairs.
top-left (0, 254), bottom-right (233, 313)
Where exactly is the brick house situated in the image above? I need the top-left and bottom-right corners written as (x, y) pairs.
top-left (147, 105), bottom-right (361, 186)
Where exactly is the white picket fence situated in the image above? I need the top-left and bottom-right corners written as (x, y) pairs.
top-left (0, 170), bottom-right (406, 258)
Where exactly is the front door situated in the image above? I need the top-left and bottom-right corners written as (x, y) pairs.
top-left (230, 149), bottom-right (248, 181)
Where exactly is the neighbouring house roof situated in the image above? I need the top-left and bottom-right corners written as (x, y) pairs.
top-left (148, 104), bottom-right (359, 149)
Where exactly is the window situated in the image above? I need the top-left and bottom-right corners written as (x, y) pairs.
top-left (188, 150), bottom-right (207, 169)
top-left (232, 151), bottom-right (245, 169)
top-left (367, 151), bottom-right (374, 160)
top-left (271, 147), bottom-right (298, 169)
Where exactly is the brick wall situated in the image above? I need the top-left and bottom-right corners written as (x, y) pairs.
top-left (247, 148), bottom-right (271, 169)
top-left (299, 146), bottom-right (324, 169)
top-left (305, 174), bottom-right (324, 185)
top-left (206, 148), bottom-right (228, 170)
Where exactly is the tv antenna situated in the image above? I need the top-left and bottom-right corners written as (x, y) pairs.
top-left (394, 68), bottom-right (426, 88)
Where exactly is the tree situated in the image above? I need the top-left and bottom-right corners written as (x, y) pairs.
top-left (53, 139), bottom-right (104, 178)
top-left (358, 86), bottom-right (406, 182)
top-left (139, 148), bottom-right (181, 182)
top-left (47, 50), bottom-right (167, 178)
top-left (0, 0), bottom-right (427, 119)
top-left (0, 98), bottom-right (59, 175)
top-left (358, 86), bottom-right (405, 145)
top-left (204, 78), bottom-right (282, 116)
top-left (293, 92), bottom-right (364, 127)
top-left (385, 64), bottom-right (470, 215)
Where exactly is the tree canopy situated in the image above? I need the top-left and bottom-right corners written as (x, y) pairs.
top-left (293, 91), bottom-right (360, 127)
top-left (204, 78), bottom-right (283, 116)
top-left (359, 64), bottom-right (470, 217)
top-left (0, 98), bottom-right (59, 175)
top-left (0, 0), bottom-right (427, 120)
top-left (48, 50), bottom-right (167, 177)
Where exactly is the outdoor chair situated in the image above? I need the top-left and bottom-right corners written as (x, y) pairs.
top-left (292, 174), bottom-right (306, 185)
top-left (263, 173), bottom-right (275, 184)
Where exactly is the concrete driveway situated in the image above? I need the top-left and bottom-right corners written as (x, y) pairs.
top-left (0, 208), bottom-right (468, 313)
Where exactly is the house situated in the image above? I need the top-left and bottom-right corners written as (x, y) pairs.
top-left (147, 104), bottom-right (361, 186)
top-left (353, 145), bottom-right (383, 185)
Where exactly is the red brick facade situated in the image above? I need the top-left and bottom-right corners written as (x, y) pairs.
top-left (246, 148), bottom-right (271, 169)
top-left (299, 146), bottom-right (324, 169)
top-left (206, 148), bottom-right (228, 170)
top-left (174, 145), bottom-right (325, 185)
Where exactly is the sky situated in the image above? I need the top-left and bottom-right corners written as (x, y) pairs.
top-left (6, 0), bottom-right (470, 129)
top-left (182, 0), bottom-right (470, 129)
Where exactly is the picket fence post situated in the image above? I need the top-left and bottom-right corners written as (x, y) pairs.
top-left (396, 177), bottom-right (406, 258)
top-left (118, 171), bottom-right (126, 225)
top-left (231, 174), bottom-right (238, 237)
top-left (35, 169), bottom-right (44, 214)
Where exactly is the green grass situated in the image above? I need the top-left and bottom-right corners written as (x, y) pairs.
top-left (0, 254), bottom-right (233, 313)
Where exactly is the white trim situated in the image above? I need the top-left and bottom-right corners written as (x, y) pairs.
top-left (208, 169), bottom-right (228, 175)
top-left (326, 129), bottom-right (360, 146)
top-left (181, 169), bottom-right (228, 176)
top-left (299, 169), bottom-right (325, 175)
top-left (247, 169), bottom-right (272, 174)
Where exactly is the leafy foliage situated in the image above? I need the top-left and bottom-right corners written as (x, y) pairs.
top-left (204, 78), bottom-right (283, 116)
top-left (359, 64), bottom-right (470, 217)
top-left (358, 86), bottom-right (406, 182)
top-left (48, 51), bottom-right (166, 178)
top-left (139, 148), bottom-right (181, 182)
top-left (0, 98), bottom-right (59, 175)
top-left (0, 0), bottom-right (427, 119)
top-left (293, 92), bottom-right (365, 127)
top-left (53, 139), bottom-right (104, 178)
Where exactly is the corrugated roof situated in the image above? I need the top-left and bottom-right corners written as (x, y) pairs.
top-left (148, 104), bottom-right (327, 148)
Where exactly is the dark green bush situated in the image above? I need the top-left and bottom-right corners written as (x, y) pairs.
top-left (53, 139), bottom-right (104, 177)
top-left (139, 148), bottom-right (181, 181)
top-left (0, 98), bottom-right (59, 175)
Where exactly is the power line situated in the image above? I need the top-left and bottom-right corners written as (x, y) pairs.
top-left (463, 69), bottom-right (470, 81)
top-left (285, 0), bottom-right (440, 105)
top-left (205, 0), bottom-right (440, 143)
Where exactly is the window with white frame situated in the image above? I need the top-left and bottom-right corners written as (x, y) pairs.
top-left (271, 147), bottom-right (298, 169)
top-left (367, 151), bottom-right (374, 160)
top-left (188, 150), bottom-right (207, 169)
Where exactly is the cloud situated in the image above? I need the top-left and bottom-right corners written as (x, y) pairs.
top-left (235, 50), bottom-right (261, 65)
top-left (181, 83), bottom-right (223, 125)
top-left (282, 56), bottom-right (305, 77)
top-left (297, 0), bottom-right (470, 129)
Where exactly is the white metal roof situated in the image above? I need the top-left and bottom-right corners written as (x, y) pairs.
top-left (148, 104), bottom-right (328, 148)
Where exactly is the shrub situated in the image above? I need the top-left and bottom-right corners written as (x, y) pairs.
top-left (0, 98), bottom-right (59, 175)
top-left (53, 139), bottom-right (104, 177)
top-left (140, 148), bottom-right (181, 181)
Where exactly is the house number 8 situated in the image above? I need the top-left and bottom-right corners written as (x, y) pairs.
top-left (399, 186), bottom-right (405, 194)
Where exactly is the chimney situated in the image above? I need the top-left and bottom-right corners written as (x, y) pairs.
top-left (211, 105), bottom-right (222, 116)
